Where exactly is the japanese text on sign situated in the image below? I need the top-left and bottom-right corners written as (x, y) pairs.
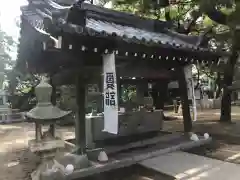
top-left (105, 91), bottom-right (116, 106)
top-left (105, 72), bottom-right (116, 106)
top-left (106, 72), bottom-right (115, 89)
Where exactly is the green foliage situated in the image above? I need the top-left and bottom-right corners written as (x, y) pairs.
top-left (112, 0), bottom-right (235, 51)
top-left (6, 67), bottom-right (40, 95)
top-left (121, 85), bottom-right (137, 102)
top-left (0, 27), bottom-right (15, 68)
top-left (110, 0), bottom-right (240, 100)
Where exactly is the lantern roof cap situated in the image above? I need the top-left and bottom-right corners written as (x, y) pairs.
top-left (25, 77), bottom-right (71, 122)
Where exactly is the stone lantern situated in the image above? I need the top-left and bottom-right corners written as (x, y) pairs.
top-left (0, 57), bottom-right (10, 123)
top-left (0, 71), bottom-right (7, 107)
top-left (26, 77), bottom-right (71, 158)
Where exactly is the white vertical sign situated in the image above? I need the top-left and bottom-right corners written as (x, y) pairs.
top-left (184, 65), bottom-right (197, 121)
top-left (103, 53), bottom-right (119, 134)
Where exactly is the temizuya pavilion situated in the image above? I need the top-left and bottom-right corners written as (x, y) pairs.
top-left (18, 0), bottom-right (229, 179)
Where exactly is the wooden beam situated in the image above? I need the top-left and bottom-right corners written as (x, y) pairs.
top-left (176, 67), bottom-right (192, 132)
top-left (49, 75), bottom-right (56, 137)
top-left (75, 74), bottom-right (87, 154)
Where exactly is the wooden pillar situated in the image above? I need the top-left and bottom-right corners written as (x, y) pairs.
top-left (153, 80), bottom-right (169, 110)
top-left (75, 74), bottom-right (86, 154)
top-left (136, 80), bottom-right (145, 106)
top-left (49, 76), bottom-right (56, 137)
top-left (176, 67), bottom-right (192, 132)
top-left (117, 77), bottom-right (122, 105)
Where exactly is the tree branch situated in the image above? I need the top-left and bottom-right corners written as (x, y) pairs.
top-left (200, 0), bottom-right (228, 25)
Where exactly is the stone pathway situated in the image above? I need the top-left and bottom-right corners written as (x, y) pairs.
top-left (140, 151), bottom-right (240, 180)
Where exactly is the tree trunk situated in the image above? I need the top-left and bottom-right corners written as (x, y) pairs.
top-left (215, 72), bottom-right (221, 99)
top-left (220, 51), bottom-right (238, 122)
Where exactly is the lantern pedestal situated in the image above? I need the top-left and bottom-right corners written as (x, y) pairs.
top-left (27, 122), bottom-right (65, 159)
top-left (26, 118), bottom-right (70, 160)
top-left (28, 138), bottom-right (65, 159)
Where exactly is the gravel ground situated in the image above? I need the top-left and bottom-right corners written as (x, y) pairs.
top-left (0, 122), bottom-right (174, 180)
top-left (186, 137), bottom-right (240, 164)
top-left (2, 107), bottom-right (240, 180)
top-left (0, 123), bottom-right (36, 180)
top-left (165, 106), bottom-right (240, 164)
top-left (0, 122), bottom-right (76, 180)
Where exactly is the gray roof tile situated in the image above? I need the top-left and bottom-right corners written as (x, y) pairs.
top-left (86, 18), bottom-right (194, 47)
top-left (20, 1), bottom-right (229, 58)
top-left (21, 4), bottom-right (196, 49)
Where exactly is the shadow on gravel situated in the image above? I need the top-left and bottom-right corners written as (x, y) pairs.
top-left (0, 148), bottom-right (40, 180)
top-left (185, 135), bottom-right (240, 164)
top-left (185, 139), bottom-right (221, 156)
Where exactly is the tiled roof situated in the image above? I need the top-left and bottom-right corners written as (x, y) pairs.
top-left (21, 1), bottom-right (201, 48)
top-left (20, 0), bottom-right (229, 60)
top-left (85, 18), bottom-right (194, 48)
top-left (21, 7), bottom-right (45, 30)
